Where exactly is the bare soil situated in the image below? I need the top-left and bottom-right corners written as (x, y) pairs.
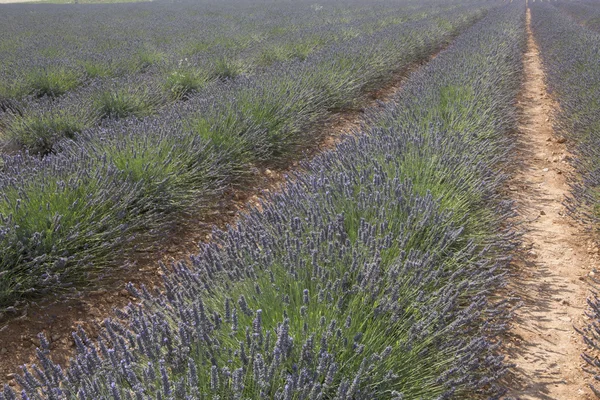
top-left (0, 52), bottom-right (438, 385)
top-left (503, 8), bottom-right (594, 400)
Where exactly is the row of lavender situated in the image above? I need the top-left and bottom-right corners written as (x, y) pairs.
top-left (0, 3), bottom-right (525, 398)
top-left (0, 2), bottom-right (490, 310)
top-left (0, 0), bottom-right (393, 102)
top-left (0, 0), bottom-right (477, 156)
top-left (530, 2), bottom-right (600, 395)
top-left (0, 0), bottom-right (455, 154)
top-left (555, 0), bottom-right (600, 33)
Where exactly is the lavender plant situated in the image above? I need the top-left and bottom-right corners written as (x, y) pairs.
top-left (0, 117), bottom-right (230, 307)
top-left (1, 97), bottom-right (96, 156)
top-left (1, 3), bottom-right (524, 398)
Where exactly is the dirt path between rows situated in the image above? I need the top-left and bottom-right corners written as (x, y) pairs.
top-left (504, 7), bottom-right (594, 400)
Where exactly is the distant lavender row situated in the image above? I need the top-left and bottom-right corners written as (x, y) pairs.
top-left (0, 0), bottom-right (479, 155)
top-left (0, 0), bottom-right (460, 108)
top-left (0, 1), bottom-right (489, 310)
top-left (0, 3), bottom-right (525, 398)
top-left (0, 0), bottom-right (429, 127)
top-left (0, 0), bottom-right (361, 100)
top-left (555, 0), bottom-right (600, 32)
top-left (530, 3), bottom-right (600, 395)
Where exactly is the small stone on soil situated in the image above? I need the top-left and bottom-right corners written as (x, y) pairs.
top-left (528, 250), bottom-right (538, 258)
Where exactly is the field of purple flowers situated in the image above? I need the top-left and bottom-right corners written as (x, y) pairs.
top-left (0, 0), bottom-right (484, 155)
top-left (0, 0), bottom-right (530, 398)
top-left (555, 0), bottom-right (600, 32)
top-left (0, 0), bottom-right (491, 311)
top-left (7, 0), bottom-right (600, 396)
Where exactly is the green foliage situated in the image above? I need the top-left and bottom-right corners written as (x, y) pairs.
top-left (81, 61), bottom-right (115, 79)
top-left (211, 57), bottom-right (245, 81)
top-left (93, 88), bottom-right (162, 119)
top-left (0, 162), bottom-right (139, 305)
top-left (287, 37), bottom-right (324, 60)
top-left (25, 68), bottom-right (82, 98)
top-left (255, 45), bottom-right (291, 67)
top-left (164, 67), bottom-right (211, 100)
top-left (179, 40), bottom-right (212, 57)
top-left (187, 112), bottom-right (259, 178)
top-left (132, 48), bottom-right (166, 72)
top-left (0, 82), bottom-right (26, 105)
top-left (95, 130), bottom-right (224, 215)
top-left (2, 109), bottom-right (93, 155)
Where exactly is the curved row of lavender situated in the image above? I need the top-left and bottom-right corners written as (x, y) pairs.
top-left (0, 0), bottom-right (475, 155)
top-left (0, 2), bottom-right (491, 310)
top-left (530, 2), bottom-right (600, 395)
top-left (0, 3), bottom-right (525, 398)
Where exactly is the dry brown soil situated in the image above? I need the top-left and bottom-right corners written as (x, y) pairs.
top-left (503, 8), bottom-right (595, 400)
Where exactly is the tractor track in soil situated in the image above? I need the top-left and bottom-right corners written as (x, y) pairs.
top-left (503, 7), bottom-right (594, 400)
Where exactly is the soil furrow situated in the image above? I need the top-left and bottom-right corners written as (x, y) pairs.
top-left (504, 7), bottom-right (593, 399)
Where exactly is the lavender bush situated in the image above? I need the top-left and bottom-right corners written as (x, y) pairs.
top-left (0, 3), bottom-right (525, 398)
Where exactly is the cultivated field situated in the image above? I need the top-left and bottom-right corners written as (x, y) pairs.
top-left (0, 0), bottom-right (599, 398)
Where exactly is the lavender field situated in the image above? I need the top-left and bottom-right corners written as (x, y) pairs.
top-left (2, 0), bottom-right (600, 398)
top-left (0, 0), bottom-right (489, 309)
